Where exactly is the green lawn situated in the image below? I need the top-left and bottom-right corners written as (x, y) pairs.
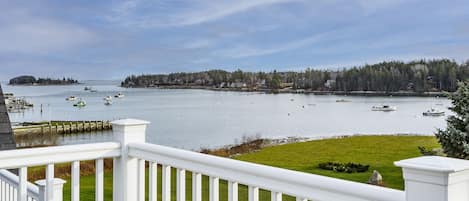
top-left (58, 135), bottom-right (438, 201)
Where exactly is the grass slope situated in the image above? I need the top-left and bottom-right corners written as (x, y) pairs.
top-left (235, 135), bottom-right (439, 189)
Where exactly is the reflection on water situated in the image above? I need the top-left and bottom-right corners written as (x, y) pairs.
top-left (15, 131), bottom-right (113, 148)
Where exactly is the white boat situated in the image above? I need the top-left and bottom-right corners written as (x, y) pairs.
top-left (104, 100), bottom-right (113, 106)
top-left (66, 96), bottom-right (77, 101)
top-left (115, 92), bottom-right (125, 98)
top-left (73, 100), bottom-right (86, 107)
top-left (103, 96), bottom-right (113, 101)
top-left (336, 99), bottom-right (351, 102)
top-left (372, 105), bottom-right (397, 111)
top-left (423, 108), bottom-right (445, 116)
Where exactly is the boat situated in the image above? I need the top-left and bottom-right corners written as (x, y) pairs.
top-left (423, 108), bottom-right (445, 116)
top-left (371, 105), bottom-right (397, 111)
top-left (66, 96), bottom-right (77, 101)
top-left (104, 99), bottom-right (113, 106)
top-left (103, 96), bottom-right (113, 101)
top-left (90, 89), bottom-right (98, 93)
top-left (73, 100), bottom-right (86, 107)
top-left (336, 99), bottom-right (351, 102)
top-left (84, 86), bottom-right (92, 91)
top-left (115, 92), bottom-right (125, 98)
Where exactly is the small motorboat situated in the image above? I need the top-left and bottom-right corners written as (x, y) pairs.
top-left (336, 99), bottom-right (351, 103)
top-left (372, 105), bottom-right (397, 112)
top-left (115, 92), bottom-right (125, 98)
top-left (73, 100), bottom-right (86, 107)
top-left (103, 96), bottom-right (113, 101)
top-left (84, 86), bottom-right (92, 91)
top-left (66, 96), bottom-right (77, 101)
top-left (104, 99), bottom-right (113, 106)
top-left (423, 108), bottom-right (445, 116)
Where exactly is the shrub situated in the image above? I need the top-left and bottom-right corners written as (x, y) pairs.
top-left (318, 162), bottom-right (369, 173)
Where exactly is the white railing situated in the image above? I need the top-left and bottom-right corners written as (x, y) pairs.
top-left (1, 118), bottom-right (469, 201)
top-left (0, 169), bottom-right (39, 201)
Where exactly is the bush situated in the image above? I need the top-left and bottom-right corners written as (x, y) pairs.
top-left (435, 82), bottom-right (469, 159)
top-left (318, 162), bottom-right (369, 173)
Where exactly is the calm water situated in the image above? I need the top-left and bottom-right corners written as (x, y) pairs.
top-left (3, 81), bottom-right (451, 149)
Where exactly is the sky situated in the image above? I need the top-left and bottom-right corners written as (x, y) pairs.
top-left (0, 0), bottom-right (469, 80)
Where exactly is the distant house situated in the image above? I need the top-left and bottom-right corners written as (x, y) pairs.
top-left (230, 82), bottom-right (247, 88)
top-left (324, 79), bottom-right (336, 89)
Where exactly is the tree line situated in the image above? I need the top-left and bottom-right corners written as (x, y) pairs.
top-left (9, 75), bottom-right (79, 85)
top-left (121, 59), bottom-right (469, 92)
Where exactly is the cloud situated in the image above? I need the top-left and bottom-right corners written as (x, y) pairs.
top-left (107, 0), bottom-right (298, 28)
top-left (0, 5), bottom-right (97, 54)
top-left (214, 33), bottom-right (326, 58)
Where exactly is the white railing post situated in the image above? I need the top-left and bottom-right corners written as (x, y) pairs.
top-left (395, 156), bottom-right (469, 201)
top-left (111, 119), bottom-right (149, 201)
top-left (35, 178), bottom-right (66, 201)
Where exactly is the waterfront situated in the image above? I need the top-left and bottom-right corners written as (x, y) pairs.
top-left (2, 81), bottom-right (451, 150)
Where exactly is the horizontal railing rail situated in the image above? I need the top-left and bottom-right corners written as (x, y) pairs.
top-left (128, 142), bottom-right (405, 201)
top-left (0, 169), bottom-right (39, 201)
top-left (0, 142), bottom-right (121, 169)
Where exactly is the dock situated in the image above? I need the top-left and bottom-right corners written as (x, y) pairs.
top-left (13, 120), bottom-right (113, 136)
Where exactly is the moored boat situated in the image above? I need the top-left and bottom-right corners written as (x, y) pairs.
top-left (115, 92), bottom-right (125, 98)
top-left (371, 105), bottom-right (397, 111)
top-left (104, 99), bottom-right (113, 106)
top-left (66, 96), bottom-right (77, 101)
top-left (336, 99), bottom-right (351, 102)
top-left (73, 100), bottom-right (86, 107)
top-left (103, 96), bottom-right (113, 101)
top-left (423, 108), bottom-right (445, 116)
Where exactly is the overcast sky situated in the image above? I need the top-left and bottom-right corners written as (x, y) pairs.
top-left (1, 0), bottom-right (468, 80)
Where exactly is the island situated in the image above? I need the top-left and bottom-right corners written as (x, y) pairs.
top-left (121, 59), bottom-right (468, 96)
top-left (9, 75), bottom-right (79, 85)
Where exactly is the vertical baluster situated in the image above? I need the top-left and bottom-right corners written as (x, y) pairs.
top-left (209, 177), bottom-right (219, 201)
top-left (176, 169), bottom-right (185, 201)
top-left (192, 172), bottom-right (202, 201)
top-left (71, 161), bottom-right (80, 201)
top-left (149, 162), bottom-right (157, 201)
top-left (248, 186), bottom-right (259, 201)
top-left (18, 167), bottom-right (27, 201)
top-left (228, 181), bottom-right (238, 201)
top-left (138, 159), bottom-right (145, 201)
top-left (271, 192), bottom-right (282, 201)
top-left (162, 165), bottom-right (171, 201)
top-left (95, 159), bottom-right (104, 201)
top-left (46, 164), bottom-right (54, 201)
top-left (7, 181), bottom-right (9, 201)
top-left (296, 198), bottom-right (307, 201)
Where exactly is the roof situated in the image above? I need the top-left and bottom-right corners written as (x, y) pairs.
top-left (0, 84), bottom-right (16, 150)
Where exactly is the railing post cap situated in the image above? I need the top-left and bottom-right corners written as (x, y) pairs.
top-left (111, 119), bottom-right (150, 126)
top-left (394, 156), bottom-right (469, 173)
top-left (35, 178), bottom-right (67, 186)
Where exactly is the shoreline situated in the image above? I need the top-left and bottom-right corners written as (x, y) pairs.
top-left (123, 85), bottom-right (449, 97)
top-left (201, 133), bottom-right (434, 157)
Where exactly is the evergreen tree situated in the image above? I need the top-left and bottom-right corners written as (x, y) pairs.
top-left (436, 82), bottom-right (469, 159)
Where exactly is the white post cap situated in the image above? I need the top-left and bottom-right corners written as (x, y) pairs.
top-left (395, 156), bottom-right (469, 201)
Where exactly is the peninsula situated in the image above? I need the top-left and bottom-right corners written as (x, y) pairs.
top-left (9, 75), bottom-right (79, 85)
top-left (121, 59), bottom-right (468, 96)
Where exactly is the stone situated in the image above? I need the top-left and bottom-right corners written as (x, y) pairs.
top-left (368, 170), bottom-right (383, 186)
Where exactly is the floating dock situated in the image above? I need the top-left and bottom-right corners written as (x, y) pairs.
top-left (13, 121), bottom-right (112, 136)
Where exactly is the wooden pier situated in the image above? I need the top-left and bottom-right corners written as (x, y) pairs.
top-left (13, 121), bottom-right (112, 136)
